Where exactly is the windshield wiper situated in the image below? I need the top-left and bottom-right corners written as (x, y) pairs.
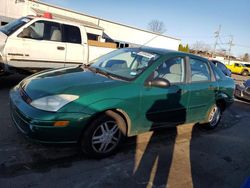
top-left (88, 67), bottom-right (112, 79)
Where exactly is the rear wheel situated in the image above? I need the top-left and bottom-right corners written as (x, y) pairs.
top-left (80, 113), bottom-right (125, 158)
top-left (202, 104), bottom-right (221, 130)
top-left (242, 70), bottom-right (249, 76)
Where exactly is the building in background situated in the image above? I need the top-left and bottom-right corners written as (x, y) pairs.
top-left (0, 0), bottom-right (180, 50)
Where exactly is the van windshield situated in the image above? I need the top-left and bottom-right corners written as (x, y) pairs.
top-left (0, 17), bottom-right (32, 36)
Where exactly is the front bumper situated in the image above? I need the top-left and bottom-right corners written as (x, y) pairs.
top-left (10, 86), bottom-right (92, 143)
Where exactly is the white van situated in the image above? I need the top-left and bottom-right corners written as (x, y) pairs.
top-left (0, 16), bottom-right (115, 74)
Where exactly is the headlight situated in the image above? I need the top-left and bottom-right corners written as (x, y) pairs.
top-left (30, 94), bottom-right (79, 112)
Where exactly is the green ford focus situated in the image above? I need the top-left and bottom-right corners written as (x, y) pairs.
top-left (10, 48), bottom-right (234, 158)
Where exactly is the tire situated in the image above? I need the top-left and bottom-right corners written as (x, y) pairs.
top-left (242, 70), bottom-right (249, 76)
top-left (201, 104), bottom-right (222, 130)
top-left (80, 112), bottom-right (126, 158)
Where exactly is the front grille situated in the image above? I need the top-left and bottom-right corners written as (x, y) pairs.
top-left (19, 87), bottom-right (32, 104)
top-left (11, 105), bottom-right (30, 134)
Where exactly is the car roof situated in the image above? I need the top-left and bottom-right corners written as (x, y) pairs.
top-left (135, 47), bottom-right (208, 61)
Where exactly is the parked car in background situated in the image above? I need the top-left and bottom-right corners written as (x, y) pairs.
top-left (234, 79), bottom-right (250, 101)
top-left (210, 60), bottom-right (231, 77)
top-left (226, 63), bottom-right (250, 76)
top-left (0, 15), bottom-right (116, 75)
top-left (10, 48), bottom-right (235, 158)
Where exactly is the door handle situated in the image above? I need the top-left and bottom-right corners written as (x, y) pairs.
top-left (57, 46), bottom-right (65, 50)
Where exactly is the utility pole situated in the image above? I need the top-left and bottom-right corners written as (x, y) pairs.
top-left (212, 25), bottom-right (221, 58)
top-left (228, 35), bottom-right (234, 65)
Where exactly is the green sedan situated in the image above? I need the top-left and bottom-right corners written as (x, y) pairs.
top-left (10, 48), bottom-right (234, 158)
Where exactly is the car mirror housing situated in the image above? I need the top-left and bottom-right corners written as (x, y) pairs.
top-left (147, 78), bottom-right (170, 88)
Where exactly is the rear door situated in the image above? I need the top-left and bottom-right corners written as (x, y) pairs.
top-left (62, 24), bottom-right (85, 67)
top-left (186, 57), bottom-right (218, 122)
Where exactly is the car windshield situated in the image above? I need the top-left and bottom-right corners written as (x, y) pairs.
top-left (0, 17), bottom-right (32, 36)
top-left (89, 48), bottom-right (160, 81)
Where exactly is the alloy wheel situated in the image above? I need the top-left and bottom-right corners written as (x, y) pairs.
top-left (208, 105), bottom-right (221, 127)
top-left (91, 120), bottom-right (121, 153)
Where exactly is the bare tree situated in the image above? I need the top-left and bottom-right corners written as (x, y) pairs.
top-left (191, 41), bottom-right (211, 52)
top-left (242, 53), bottom-right (249, 62)
top-left (147, 20), bottom-right (166, 34)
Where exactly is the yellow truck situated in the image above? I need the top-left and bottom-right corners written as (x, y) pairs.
top-left (226, 63), bottom-right (250, 76)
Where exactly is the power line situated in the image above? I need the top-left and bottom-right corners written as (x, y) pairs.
top-left (234, 44), bottom-right (250, 49)
top-left (212, 25), bottom-right (221, 57)
top-left (228, 36), bottom-right (234, 64)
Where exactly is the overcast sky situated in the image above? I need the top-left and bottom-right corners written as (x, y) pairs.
top-left (41, 0), bottom-right (250, 57)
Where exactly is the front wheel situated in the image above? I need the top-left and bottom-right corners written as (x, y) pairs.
top-left (80, 113), bottom-right (125, 158)
top-left (201, 104), bottom-right (222, 130)
top-left (242, 70), bottom-right (249, 76)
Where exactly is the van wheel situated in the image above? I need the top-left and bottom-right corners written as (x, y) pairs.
top-left (242, 70), bottom-right (249, 76)
top-left (80, 113), bottom-right (125, 158)
top-left (202, 104), bottom-right (221, 130)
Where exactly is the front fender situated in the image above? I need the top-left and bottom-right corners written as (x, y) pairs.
top-left (88, 98), bottom-right (138, 118)
top-left (87, 98), bottom-right (139, 136)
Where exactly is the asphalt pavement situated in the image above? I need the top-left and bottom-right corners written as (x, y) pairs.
top-left (0, 74), bottom-right (250, 188)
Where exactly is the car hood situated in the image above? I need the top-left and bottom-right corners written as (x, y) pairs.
top-left (20, 66), bottom-right (127, 100)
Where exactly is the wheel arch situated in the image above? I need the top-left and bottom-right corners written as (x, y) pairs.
top-left (216, 98), bottom-right (227, 112)
top-left (241, 69), bottom-right (249, 74)
top-left (78, 108), bottom-right (131, 142)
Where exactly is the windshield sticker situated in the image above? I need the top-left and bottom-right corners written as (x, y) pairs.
top-left (21, 18), bottom-right (31, 23)
top-left (137, 52), bottom-right (156, 59)
top-left (130, 72), bottom-right (137, 76)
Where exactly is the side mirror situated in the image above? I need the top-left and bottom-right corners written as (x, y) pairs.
top-left (147, 78), bottom-right (170, 88)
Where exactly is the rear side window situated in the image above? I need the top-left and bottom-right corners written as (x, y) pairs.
top-left (217, 62), bottom-right (227, 71)
top-left (210, 62), bottom-right (225, 80)
top-left (62, 24), bottom-right (82, 44)
top-left (190, 58), bottom-right (211, 82)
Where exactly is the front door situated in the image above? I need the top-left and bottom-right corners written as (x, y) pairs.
top-left (6, 20), bottom-right (66, 69)
top-left (233, 63), bottom-right (243, 74)
top-left (140, 56), bottom-right (189, 130)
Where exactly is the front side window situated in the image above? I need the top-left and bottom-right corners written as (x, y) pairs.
top-left (153, 57), bottom-right (185, 83)
top-left (190, 58), bottom-right (211, 82)
top-left (235, 63), bottom-right (242, 67)
top-left (89, 48), bottom-right (160, 80)
top-left (18, 21), bottom-right (62, 42)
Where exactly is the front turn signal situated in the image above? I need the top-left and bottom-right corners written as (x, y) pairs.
top-left (54, 121), bottom-right (69, 127)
